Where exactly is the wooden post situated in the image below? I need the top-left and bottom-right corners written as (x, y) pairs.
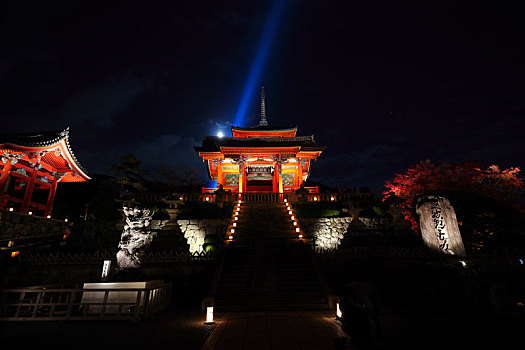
top-left (21, 167), bottom-right (37, 213)
top-left (45, 178), bottom-right (58, 217)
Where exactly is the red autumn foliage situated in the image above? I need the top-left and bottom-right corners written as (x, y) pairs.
top-left (383, 160), bottom-right (524, 233)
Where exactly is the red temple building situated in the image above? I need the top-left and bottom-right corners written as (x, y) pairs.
top-left (0, 127), bottom-right (90, 216)
top-left (194, 88), bottom-right (325, 193)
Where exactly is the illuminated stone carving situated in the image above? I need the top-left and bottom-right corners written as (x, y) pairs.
top-left (117, 207), bottom-right (154, 269)
top-left (416, 195), bottom-right (466, 257)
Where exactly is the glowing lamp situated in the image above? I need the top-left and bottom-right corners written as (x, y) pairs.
top-left (230, 228), bottom-right (235, 233)
top-left (295, 227), bottom-right (300, 233)
top-left (205, 306), bottom-right (214, 323)
top-left (28, 211), bottom-right (33, 215)
top-left (229, 235), bottom-right (233, 240)
top-left (314, 197), bottom-right (318, 201)
top-left (235, 216), bottom-right (238, 221)
top-left (288, 210), bottom-right (292, 215)
top-left (284, 199), bottom-right (287, 202)
top-left (293, 221), bottom-right (297, 226)
top-left (63, 234), bottom-right (68, 239)
top-left (233, 222), bottom-right (237, 227)
top-left (11, 251), bottom-right (19, 258)
top-left (9, 207), bottom-right (13, 212)
top-left (64, 218), bottom-right (69, 222)
top-left (217, 131), bottom-right (224, 138)
top-left (460, 260), bottom-right (467, 268)
top-left (291, 215), bottom-right (294, 220)
top-left (298, 234), bottom-right (303, 238)
top-left (46, 215), bottom-right (51, 219)
top-left (331, 196), bottom-right (335, 201)
top-left (180, 196), bottom-right (183, 200)
top-left (205, 197), bottom-right (209, 201)
top-left (8, 241), bottom-right (14, 248)
top-left (336, 302), bottom-right (342, 318)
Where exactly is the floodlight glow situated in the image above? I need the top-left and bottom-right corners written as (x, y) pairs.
top-left (217, 131), bottom-right (224, 138)
top-left (233, 0), bottom-right (288, 126)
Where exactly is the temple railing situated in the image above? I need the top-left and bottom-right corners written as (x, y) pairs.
top-left (126, 191), bottom-right (375, 204)
top-left (0, 283), bottom-right (172, 321)
top-left (18, 250), bottom-right (216, 265)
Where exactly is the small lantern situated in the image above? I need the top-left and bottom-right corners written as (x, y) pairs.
top-left (8, 207), bottom-right (14, 212)
top-left (298, 234), bottom-right (303, 239)
top-left (233, 222), bottom-right (237, 227)
top-left (291, 215), bottom-right (294, 220)
top-left (65, 218), bottom-right (69, 222)
top-left (229, 235), bottom-right (233, 240)
top-left (235, 216), bottom-right (238, 221)
top-left (11, 251), bottom-right (19, 258)
top-left (230, 228), bottom-right (235, 233)
top-left (296, 227), bottom-right (300, 233)
top-left (46, 215), bottom-right (51, 219)
top-left (205, 197), bottom-right (209, 201)
top-left (284, 199), bottom-right (287, 203)
top-left (331, 196), bottom-right (335, 201)
top-left (293, 221), bottom-right (297, 226)
top-left (314, 196), bottom-right (318, 201)
top-left (336, 302), bottom-right (342, 318)
top-left (28, 211), bottom-right (33, 215)
top-left (288, 210), bottom-right (292, 215)
top-left (205, 306), bottom-right (214, 324)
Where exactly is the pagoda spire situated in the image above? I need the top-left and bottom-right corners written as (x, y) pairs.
top-left (259, 86), bottom-right (268, 126)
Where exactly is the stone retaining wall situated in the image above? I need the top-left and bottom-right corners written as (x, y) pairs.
top-left (177, 219), bottom-right (229, 253)
top-left (0, 211), bottom-right (68, 240)
top-left (300, 217), bottom-right (352, 250)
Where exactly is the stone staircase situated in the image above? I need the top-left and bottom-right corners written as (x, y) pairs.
top-left (211, 202), bottom-right (331, 312)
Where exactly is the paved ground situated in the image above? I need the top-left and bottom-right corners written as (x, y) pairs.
top-left (2, 303), bottom-right (524, 350)
top-left (202, 310), bottom-right (348, 350)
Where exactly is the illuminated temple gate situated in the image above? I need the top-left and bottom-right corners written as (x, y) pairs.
top-left (0, 128), bottom-right (90, 216)
top-left (194, 88), bottom-right (325, 193)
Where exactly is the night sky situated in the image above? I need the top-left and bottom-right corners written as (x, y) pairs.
top-left (1, 0), bottom-right (523, 194)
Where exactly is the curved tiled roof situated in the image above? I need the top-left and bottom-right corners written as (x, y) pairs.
top-left (0, 127), bottom-right (88, 176)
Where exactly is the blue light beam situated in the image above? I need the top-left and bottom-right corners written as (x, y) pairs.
top-left (233, 0), bottom-right (287, 127)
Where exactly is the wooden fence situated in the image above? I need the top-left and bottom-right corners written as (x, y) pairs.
top-left (0, 282), bottom-right (172, 321)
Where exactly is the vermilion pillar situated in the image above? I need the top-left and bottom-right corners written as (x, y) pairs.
top-left (0, 162), bottom-right (13, 209)
top-left (217, 161), bottom-right (223, 188)
top-left (21, 168), bottom-right (37, 213)
top-left (45, 178), bottom-right (58, 217)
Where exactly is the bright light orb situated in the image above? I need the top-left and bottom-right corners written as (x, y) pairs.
top-left (217, 131), bottom-right (224, 138)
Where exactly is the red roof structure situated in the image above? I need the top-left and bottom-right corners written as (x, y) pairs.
top-left (0, 127), bottom-right (90, 216)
